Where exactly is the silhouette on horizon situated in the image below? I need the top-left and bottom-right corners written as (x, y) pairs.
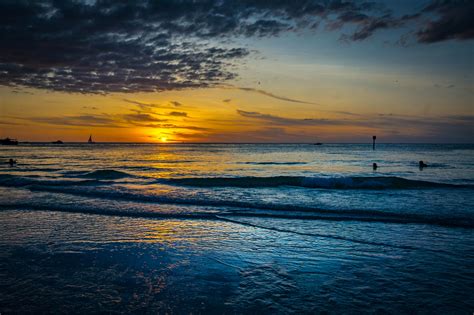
top-left (1, 138), bottom-right (18, 145)
top-left (88, 135), bottom-right (95, 144)
top-left (373, 163), bottom-right (378, 170)
top-left (372, 135), bottom-right (376, 150)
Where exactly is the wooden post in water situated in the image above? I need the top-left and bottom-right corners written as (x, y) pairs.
top-left (372, 135), bottom-right (376, 150)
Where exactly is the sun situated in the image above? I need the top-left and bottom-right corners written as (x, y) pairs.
top-left (160, 136), bottom-right (168, 142)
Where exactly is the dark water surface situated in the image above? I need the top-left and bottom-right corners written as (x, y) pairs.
top-left (1, 143), bottom-right (473, 313)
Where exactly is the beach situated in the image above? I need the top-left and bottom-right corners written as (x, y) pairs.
top-left (1, 143), bottom-right (473, 313)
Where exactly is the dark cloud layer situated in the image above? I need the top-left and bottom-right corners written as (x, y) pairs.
top-left (237, 110), bottom-right (335, 125)
top-left (168, 111), bottom-right (188, 117)
top-left (417, 0), bottom-right (474, 43)
top-left (16, 98), bottom-right (200, 131)
top-left (0, 0), bottom-right (472, 94)
top-left (236, 109), bottom-right (474, 141)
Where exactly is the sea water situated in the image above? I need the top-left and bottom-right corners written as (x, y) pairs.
top-left (0, 143), bottom-right (473, 313)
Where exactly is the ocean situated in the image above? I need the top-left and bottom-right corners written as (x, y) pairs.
top-left (1, 143), bottom-right (473, 313)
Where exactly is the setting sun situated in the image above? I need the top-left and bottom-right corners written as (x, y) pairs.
top-left (160, 137), bottom-right (168, 142)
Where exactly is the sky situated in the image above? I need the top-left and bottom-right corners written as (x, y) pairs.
top-left (0, 0), bottom-right (473, 143)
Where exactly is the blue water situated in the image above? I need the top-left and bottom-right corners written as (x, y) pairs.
top-left (0, 143), bottom-right (473, 313)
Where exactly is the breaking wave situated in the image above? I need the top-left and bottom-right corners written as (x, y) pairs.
top-left (0, 174), bottom-right (112, 187)
top-left (0, 181), bottom-right (472, 228)
top-left (73, 169), bottom-right (133, 179)
top-left (7, 172), bottom-right (466, 190)
top-left (160, 176), bottom-right (468, 189)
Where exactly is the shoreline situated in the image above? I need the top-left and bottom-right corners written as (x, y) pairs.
top-left (1, 209), bottom-right (473, 313)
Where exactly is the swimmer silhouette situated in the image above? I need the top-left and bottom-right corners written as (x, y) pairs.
top-left (8, 158), bottom-right (16, 167)
top-left (373, 163), bottom-right (378, 170)
top-left (419, 160), bottom-right (428, 170)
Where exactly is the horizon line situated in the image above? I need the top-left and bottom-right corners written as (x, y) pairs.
top-left (9, 141), bottom-right (474, 145)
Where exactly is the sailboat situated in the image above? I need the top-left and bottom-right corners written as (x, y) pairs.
top-left (88, 135), bottom-right (95, 144)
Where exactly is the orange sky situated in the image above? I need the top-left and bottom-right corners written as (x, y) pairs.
top-left (0, 1), bottom-right (473, 143)
top-left (1, 78), bottom-right (472, 143)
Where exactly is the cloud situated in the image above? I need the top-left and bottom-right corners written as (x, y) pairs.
top-left (19, 98), bottom-right (207, 130)
top-left (30, 115), bottom-right (125, 128)
top-left (0, 120), bottom-right (24, 126)
top-left (2, 1), bottom-right (469, 94)
top-left (122, 99), bottom-right (170, 113)
top-left (168, 111), bottom-right (188, 117)
top-left (165, 131), bottom-right (210, 141)
top-left (0, 0), bottom-right (254, 94)
top-left (235, 87), bottom-right (318, 105)
top-left (223, 99), bottom-right (232, 103)
top-left (416, 0), bottom-right (474, 43)
top-left (26, 112), bottom-right (209, 133)
top-left (122, 99), bottom-right (159, 108)
top-left (336, 0), bottom-right (474, 43)
top-left (236, 109), bottom-right (474, 141)
top-left (340, 14), bottom-right (403, 41)
top-left (237, 110), bottom-right (336, 126)
top-left (19, 98), bottom-right (159, 127)
top-left (170, 101), bottom-right (183, 107)
top-left (129, 123), bottom-right (209, 131)
top-left (11, 89), bottom-right (34, 95)
top-left (123, 99), bottom-right (188, 112)
top-left (444, 115), bottom-right (474, 122)
top-left (23, 112), bottom-right (160, 128)
top-left (122, 113), bottom-right (168, 123)
top-left (433, 83), bottom-right (456, 89)
top-left (210, 127), bottom-right (302, 143)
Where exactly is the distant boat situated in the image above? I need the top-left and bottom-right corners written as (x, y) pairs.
top-left (1, 138), bottom-right (18, 145)
top-left (52, 140), bottom-right (64, 144)
top-left (88, 135), bottom-right (95, 144)
top-left (313, 142), bottom-right (323, 145)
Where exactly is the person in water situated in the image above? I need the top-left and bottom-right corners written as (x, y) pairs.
top-left (419, 160), bottom-right (428, 169)
top-left (8, 158), bottom-right (16, 166)
top-left (373, 163), bottom-right (378, 170)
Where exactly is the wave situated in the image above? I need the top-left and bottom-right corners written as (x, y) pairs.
top-left (0, 167), bottom-right (63, 172)
top-left (160, 176), bottom-right (468, 189)
top-left (3, 171), bottom-right (467, 190)
top-left (65, 169), bottom-right (133, 180)
top-left (119, 165), bottom-right (169, 172)
top-left (0, 204), bottom-right (444, 251)
top-left (0, 174), bottom-right (112, 187)
top-left (423, 163), bottom-right (451, 168)
top-left (2, 183), bottom-right (472, 228)
top-left (0, 199), bottom-right (472, 230)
